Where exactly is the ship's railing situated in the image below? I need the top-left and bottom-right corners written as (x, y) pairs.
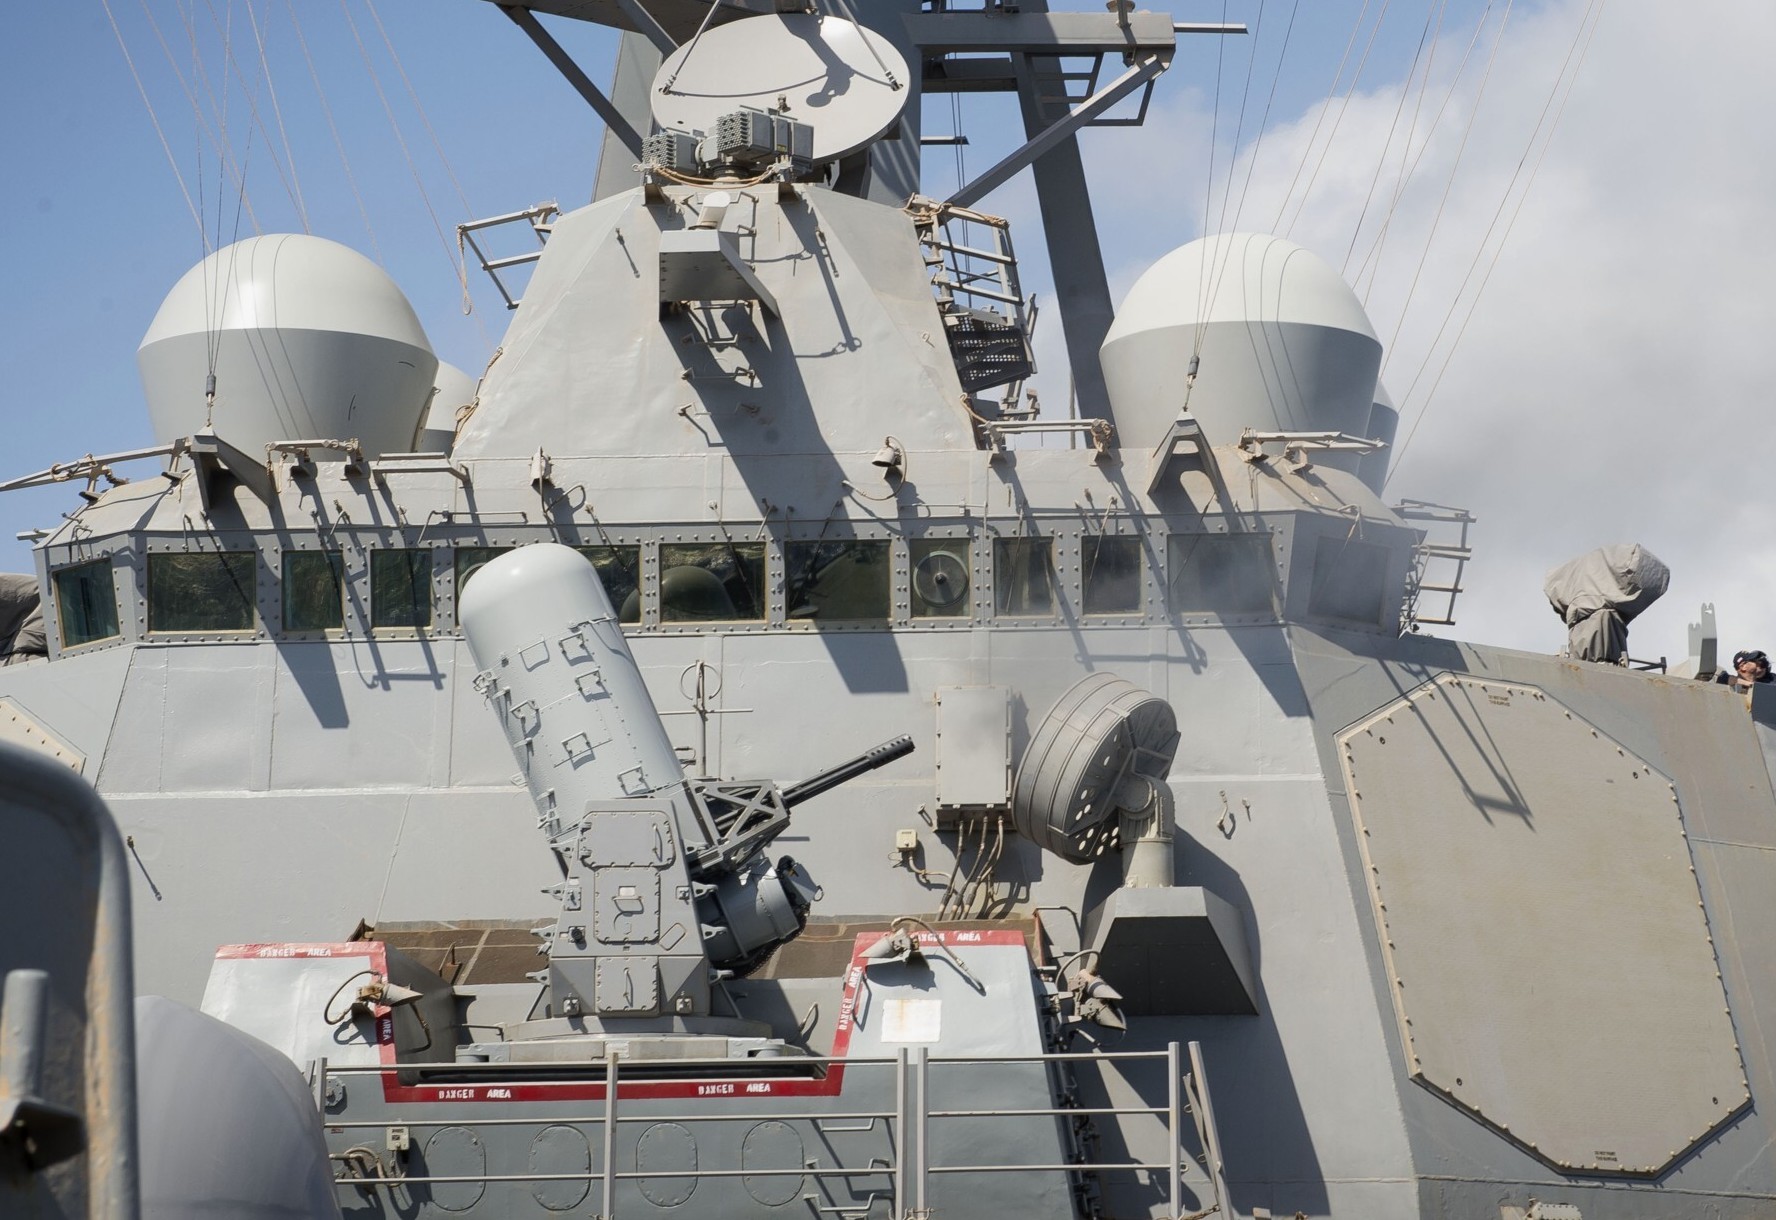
top-left (458, 202), bottom-right (560, 310)
top-left (317, 1041), bottom-right (1225, 1220)
top-left (1395, 498), bottom-right (1476, 631)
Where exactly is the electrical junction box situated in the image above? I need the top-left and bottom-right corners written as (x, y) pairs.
top-left (933, 686), bottom-right (1011, 825)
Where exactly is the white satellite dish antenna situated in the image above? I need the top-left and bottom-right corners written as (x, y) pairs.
top-left (651, 13), bottom-right (910, 165)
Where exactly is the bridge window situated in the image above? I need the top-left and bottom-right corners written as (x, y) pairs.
top-left (1083, 536), bottom-right (1143, 614)
top-left (1308, 537), bottom-right (1389, 625)
top-left (994, 538), bottom-right (1053, 616)
top-left (282, 552), bottom-right (345, 632)
top-left (786, 540), bottom-right (891, 622)
top-left (52, 560), bottom-right (120, 647)
top-left (1168, 534), bottom-right (1276, 616)
top-left (910, 540), bottom-right (971, 618)
top-left (148, 552), bottom-right (257, 633)
top-left (659, 542), bottom-right (764, 622)
top-left (576, 546), bottom-right (642, 624)
top-left (372, 550), bottom-right (433, 629)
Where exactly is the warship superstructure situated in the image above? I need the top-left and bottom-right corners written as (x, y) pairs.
top-left (4, 4), bottom-right (1776, 1219)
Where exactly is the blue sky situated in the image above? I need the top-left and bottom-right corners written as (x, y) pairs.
top-left (3, 1), bottom-right (1769, 661)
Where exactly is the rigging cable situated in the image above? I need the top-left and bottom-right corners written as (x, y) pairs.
top-left (171, 0), bottom-right (262, 237)
top-left (1359, 0), bottom-right (1456, 302)
top-left (336, 0), bottom-right (481, 328)
top-left (361, 0), bottom-right (477, 221)
top-left (1385, 0), bottom-right (1610, 491)
top-left (1282, 0), bottom-right (1395, 238)
top-left (1340, 0), bottom-right (1444, 279)
top-left (360, 0), bottom-right (495, 342)
top-left (200, 0), bottom-right (307, 227)
top-left (1199, 0), bottom-right (1313, 364)
top-left (199, 0), bottom-right (235, 399)
top-left (285, 0), bottom-right (384, 263)
top-left (1373, 0), bottom-right (1515, 360)
top-left (214, 0), bottom-right (265, 403)
top-left (1186, 0), bottom-right (1233, 404)
top-left (1267, 0), bottom-right (1370, 234)
top-left (1350, 0), bottom-right (1504, 297)
top-left (1195, 0), bottom-right (1267, 343)
top-left (128, 0), bottom-right (255, 246)
top-left (242, 0), bottom-right (310, 231)
top-left (187, 5), bottom-right (214, 405)
top-left (1208, 0), bottom-right (1265, 244)
top-left (99, 0), bottom-right (206, 242)
top-left (1221, 0), bottom-right (1301, 239)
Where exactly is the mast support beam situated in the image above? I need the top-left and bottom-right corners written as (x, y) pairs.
top-left (611, 0), bottom-right (677, 55)
top-left (946, 53), bottom-right (1167, 210)
top-left (499, 6), bottom-right (644, 158)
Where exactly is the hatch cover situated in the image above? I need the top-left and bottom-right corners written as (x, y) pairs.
top-left (1338, 674), bottom-right (1747, 1175)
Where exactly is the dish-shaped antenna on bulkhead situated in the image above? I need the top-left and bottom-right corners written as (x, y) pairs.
top-left (650, 13), bottom-right (910, 165)
top-left (1012, 674), bottom-right (1180, 863)
top-left (912, 549), bottom-right (969, 611)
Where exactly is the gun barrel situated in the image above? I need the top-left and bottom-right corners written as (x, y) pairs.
top-left (781, 736), bottom-right (915, 809)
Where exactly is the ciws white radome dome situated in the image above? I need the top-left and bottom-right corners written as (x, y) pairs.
top-left (1100, 232), bottom-right (1386, 475)
top-left (137, 233), bottom-right (439, 462)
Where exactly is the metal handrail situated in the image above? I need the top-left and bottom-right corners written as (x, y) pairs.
top-left (321, 1042), bottom-right (1219, 1220)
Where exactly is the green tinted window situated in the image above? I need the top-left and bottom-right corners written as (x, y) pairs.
top-left (994, 538), bottom-right (1053, 616)
top-left (52, 561), bottom-right (120, 647)
top-left (455, 547), bottom-right (513, 601)
top-left (148, 552), bottom-right (256, 633)
top-left (1168, 534), bottom-right (1277, 616)
top-left (282, 552), bottom-right (344, 632)
top-left (1083, 536), bottom-right (1143, 614)
top-left (911, 540), bottom-right (970, 618)
top-left (659, 542), bottom-right (765, 622)
top-left (576, 546), bottom-right (642, 624)
top-left (786, 541), bottom-right (890, 622)
top-left (372, 550), bottom-right (433, 628)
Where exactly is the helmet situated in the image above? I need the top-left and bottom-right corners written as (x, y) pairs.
top-left (1733, 649), bottom-right (1770, 671)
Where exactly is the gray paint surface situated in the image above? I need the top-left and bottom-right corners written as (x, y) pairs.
top-left (4, 4), bottom-right (1775, 1218)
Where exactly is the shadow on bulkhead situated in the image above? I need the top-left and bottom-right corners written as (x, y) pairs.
top-left (1078, 826), bottom-right (1330, 1219)
top-left (666, 286), bottom-right (910, 694)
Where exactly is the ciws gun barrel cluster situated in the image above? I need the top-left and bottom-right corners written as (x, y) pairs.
top-left (460, 543), bottom-right (911, 1031)
top-left (781, 735), bottom-right (914, 808)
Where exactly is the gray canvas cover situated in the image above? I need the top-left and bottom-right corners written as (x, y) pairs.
top-left (0, 572), bottom-right (46, 662)
top-left (1544, 544), bottom-right (1670, 626)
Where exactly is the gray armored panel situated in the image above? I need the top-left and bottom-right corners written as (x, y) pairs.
top-left (1339, 673), bottom-right (1746, 1175)
top-left (1295, 628), bottom-right (1776, 1214)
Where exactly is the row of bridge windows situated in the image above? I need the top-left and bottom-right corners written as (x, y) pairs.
top-left (47, 531), bottom-right (1365, 651)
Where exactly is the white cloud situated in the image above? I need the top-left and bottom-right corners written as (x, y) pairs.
top-left (1078, 0), bottom-right (1776, 664)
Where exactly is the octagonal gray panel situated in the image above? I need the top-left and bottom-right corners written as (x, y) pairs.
top-left (1338, 674), bottom-right (1748, 1175)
